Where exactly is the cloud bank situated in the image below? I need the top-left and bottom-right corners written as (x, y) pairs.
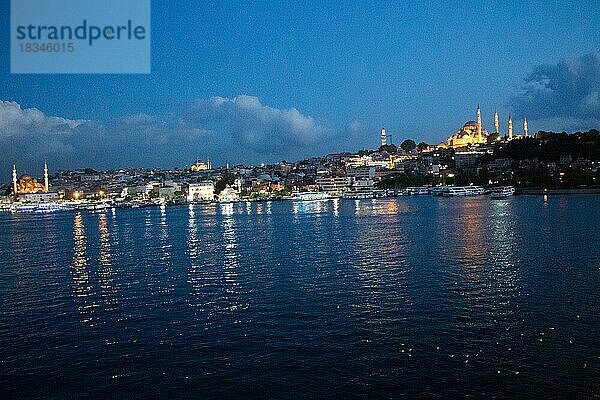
top-left (510, 52), bottom-right (600, 131)
top-left (0, 96), bottom-right (330, 182)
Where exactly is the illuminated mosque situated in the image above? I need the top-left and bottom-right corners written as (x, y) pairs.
top-left (190, 159), bottom-right (212, 172)
top-left (440, 105), bottom-right (529, 148)
top-left (11, 162), bottom-right (49, 195)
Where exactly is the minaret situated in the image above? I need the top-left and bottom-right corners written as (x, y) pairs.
top-left (12, 164), bottom-right (18, 195)
top-left (44, 161), bottom-right (49, 193)
top-left (494, 110), bottom-right (499, 134)
top-left (381, 128), bottom-right (387, 147)
top-left (523, 117), bottom-right (528, 137)
top-left (508, 114), bottom-right (513, 140)
top-left (476, 105), bottom-right (482, 142)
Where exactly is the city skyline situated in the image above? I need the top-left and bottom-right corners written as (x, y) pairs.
top-left (1, 1), bottom-right (600, 180)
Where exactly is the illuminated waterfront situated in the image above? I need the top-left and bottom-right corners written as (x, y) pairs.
top-left (1, 196), bottom-right (599, 398)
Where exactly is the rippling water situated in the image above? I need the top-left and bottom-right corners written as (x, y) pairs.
top-left (1, 196), bottom-right (599, 399)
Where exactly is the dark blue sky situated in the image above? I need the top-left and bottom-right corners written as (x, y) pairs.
top-left (1, 0), bottom-right (600, 178)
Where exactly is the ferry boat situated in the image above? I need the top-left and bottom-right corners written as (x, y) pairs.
top-left (490, 186), bottom-right (515, 198)
top-left (440, 186), bottom-right (486, 197)
top-left (291, 191), bottom-right (330, 201)
top-left (464, 186), bottom-right (486, 196)
top-left (10, 202), bottom-right (74, 213)
top-left (429, 186), bottom-right (446, 196)
top-left (406, 187), bottom-right (429, 195)
top-left (442, 187), bottom-right (468, 197)
top-left (342, 191), bottom-right (373, 200)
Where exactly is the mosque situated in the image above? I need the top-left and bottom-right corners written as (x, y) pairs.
top-left (190, 159), bottom-right (212, 171)
top-left (439, 106), bottom-right (529, 148)
top-left (10, 162), bottom-right (58, 202)
top-left (12, 162), bottom-right (49, 194)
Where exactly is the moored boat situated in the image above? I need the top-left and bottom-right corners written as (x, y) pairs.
top-left (490, 186), bottom-right (515, 198)
top-left (10, 202), bottom-right (74, 213)
top-left (291, 191), bottom-right (330, 201)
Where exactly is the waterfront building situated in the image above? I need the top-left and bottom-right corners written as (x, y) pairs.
top-left (316, 176), bottom-right (352, 195)
top-left (346, 166), bottom-right (376, 180)
top-left (218, 187), bottom-right (240, 203)
top-left (188, 182), bottom-right (215, 202)
top-left (121, 185), bottom-right (148, 198)
top-left (352, 178), bottom-right (374, 192)
top-left (508, 114), bottom-right (513, 140)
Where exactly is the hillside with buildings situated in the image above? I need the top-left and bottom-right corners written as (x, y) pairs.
top-left (3, 106), bottom-right (599, 204)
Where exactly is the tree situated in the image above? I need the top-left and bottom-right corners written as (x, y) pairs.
top-left (487, 132), bottom-right (500, 143)
top-left (400, 139), bottom-right (416, 153)
top-left (378, 172), bottom-right (425, 189)
top-left (215, 170), bottom-right (235, 193)
top-left (417, 142), bottom-right (429, 152)
top-left (378, 144), bottom-right (398, 153)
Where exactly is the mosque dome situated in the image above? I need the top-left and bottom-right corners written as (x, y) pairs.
top-left (444, 107), bottom-right (492, 148)
top-left (17, 175), bottom-right (45, 193)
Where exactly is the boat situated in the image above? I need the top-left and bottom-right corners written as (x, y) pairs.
top-left (429, 186), bottom-right (447, 196)
top-left (342, 191), bottom-right (373, 199)
top-left (88, 202), bottom-right (113, 211)
top-left (406, 187), bottom-right (429, 195)
top-left (439, 186), bottom-right (486, 197)
top-left (291, 191), bottom-right (330, 201)
top-left (442, 187), bottom-right (468, 197)
top-left (490, 186), bottom-right (515, 198)
top-left (10, 202), bottom-right (74, 213)
top-left (464, 186), bottom-right (486, 196)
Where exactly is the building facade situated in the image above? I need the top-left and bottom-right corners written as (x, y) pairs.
top-left (188, 182), bottom-right (215, 202)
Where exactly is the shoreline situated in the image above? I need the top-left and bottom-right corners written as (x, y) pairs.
top-left (516, 187), bottom-right (600, 195)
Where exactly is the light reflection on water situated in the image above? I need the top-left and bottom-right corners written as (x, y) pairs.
top-left (1, 196), bottom-right (599, 399)
top-left (220, 204), bottom-right (248, 315)
top-left (70, 212), bottom-right (97, 325)
top-left (97, 212), bottom-right (119, 313)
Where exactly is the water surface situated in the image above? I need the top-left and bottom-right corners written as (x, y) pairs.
top-left (1, 196), bottom-right (599, 398)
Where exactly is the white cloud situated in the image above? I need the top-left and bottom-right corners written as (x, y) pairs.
top-left (0, 96), bottom-right (330, 180)
top-left (0, 101), bottom-right (85, 138)
top-left (186, 95), bottom-right (326, 152)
